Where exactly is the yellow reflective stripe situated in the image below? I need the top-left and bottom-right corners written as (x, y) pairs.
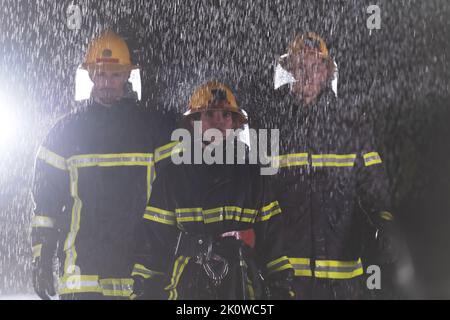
top-left (143, 206), bottom-right (176, 226)
top-left (272, 153), bottom-right (309, 168)
top-left (289, 258), bottom-right (311, 265)
top-left (223, 206), bottom-right (257, 223)
top-left (295, 270), bottom-right (313, 277)
top-left (32, 244), bottom-right (42, 259)
top-left (37, 146), bottom-right (67, 171)
top-left (315, 258), bottom-right (362, 268)
top-left (380, 211), bottom-right (394, 221)
top-left (363, 152), bottom-right (382, 166)
top-left (261, 201), bottom-right (278, 212)
top-left (176, 208), bottom-right (203, 214)
top-left (166, 256), bottom-right (191, 300)
top-left (59, 153), bottom-right (155, 273)
top-left (267, 256), bottom-right (288, 269)
top-left (155, 141), bottom-right (179, 163)
top-left (131, 264), bottom-right (165, 279)
top-left (146, 162), bottom-right (155, 202)
top-left (176, 207), bottom-right (203, 223)
top-left (289, 257), bottom-right (363, 278)
top-left (272, 153), bottom-right (364, 168)
top-left (202, 207), bottom-right (225, 224)
top-left (205, 207), bottom-right (257, 224)
top-left (266, 256), bottom-right (292, 274)
top-left (247, 278), bottom-right (255, 300)
top-left (146, 206), bottom-right (174, 216)
top-left (63, 166), bottom-right (82, 274)
top-left (314, 258), bottom-right (364, 279)
top-left (58, 275), bottom-right (102, 295)
top-left (177, 216), bottom-right (204, 223)
top-left (203, 207), bottom-right (223, 215)
top-left (100, 278), bottom-right (134, 297)
top-left (67, 153), bottom-right (154, 168)
top-left (58, 276), bottom-right (134, 296)
top-left (31, 215), bottom-right (55, 228)
top-left (289, 258), bottom-right (313, 277)
top-left (313, 154), bottom-right (357, 159)
top-left (314, 269), bottom-right (364, 279)
top-left (175, 207), bottom-right (258, 224)
top-left (256, 201), bottom-right (281, 222)
top-left (311, 154), bottom-right (356, 167)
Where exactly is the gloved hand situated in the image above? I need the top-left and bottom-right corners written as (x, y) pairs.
top-left (32, 257), bottom-right (56, 300)
top-left (131, 275), bottom-right (168, 300)
top-left (375, 217), bottom-right (404, 266)
top-left (373, 216), bottom-right (410, 299)
top-left (377, 227), bottom-right (399, 265)
top-left (267, 269), bottom-right (295, 300)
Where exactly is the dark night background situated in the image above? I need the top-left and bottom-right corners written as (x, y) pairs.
top-left (0, 0), bottom-right (449, 298)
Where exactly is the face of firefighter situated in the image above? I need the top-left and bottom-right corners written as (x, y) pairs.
top-left (192, 110), bottom-right (235, 142)
top-left (89, 69), bottom-right (130, 106)
top-left (290, 51), bottom-right (332, 105)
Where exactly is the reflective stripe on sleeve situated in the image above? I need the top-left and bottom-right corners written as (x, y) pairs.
top-left (255, 201), bottom-right (281, 222)
top-left (271, 153), bottom-right (309, 168)
top-left (311, 154), bottom-right (356, 167)
top-left (289, 258), bottom-right (313, 277)
top-left (58, 275), bottom-right (102, 295)
top-left (100, 278), bottom-right (134, 297)
top-left (363, 152), bottom-right (383, 167)
top-left (266, 256), bottom-right (293, 274)
top-left (380, 211), bottom-right (394, 221)
top-left (155, 141), bottom-right (180, 163)
top-left (37, 146), bottom-right (67, 171)
top-left (165, 256), bottom-right (191, 300)
top-left (314, 258), bottom-right (364, 279)
top-left (131, 264), bottom-right (165, 279)
top-left (32, 244), bottom-right (42, 259)
top-left (31, 215), bottom-right (55, 228)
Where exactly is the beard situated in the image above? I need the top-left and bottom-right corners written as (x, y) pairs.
top-left (93, 88), bottom-right (123, 106)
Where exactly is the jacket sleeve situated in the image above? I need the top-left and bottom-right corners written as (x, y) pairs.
top-left (356, 120), bottom-right (394, 229)
top-left (253, 174), bottom-right (293, 278)
top-left (31, 122), bottom-right (71, 263)
top-left (132, 169), bottom-right (179, 280)
top-left (147, 111), bottom-right (179, 199)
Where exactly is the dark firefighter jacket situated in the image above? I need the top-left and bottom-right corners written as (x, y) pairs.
top-left (31, 98), bottom-right (177, 298)
top-left (251, 87), bottom-right (394, 281)
top-left (133, 141), bottom-right (292, 300)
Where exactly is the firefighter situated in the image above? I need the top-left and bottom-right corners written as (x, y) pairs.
top-left (132, 81), bottom-right (294, 300)
top-left (250, 32), bottom-right (397, 299)
top-left (31, 30), bottom-right (177, 300)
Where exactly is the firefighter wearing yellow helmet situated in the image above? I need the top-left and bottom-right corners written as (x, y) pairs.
top-left (31, 30), bottom-right (177, 300)
top-left (183, 80), bottom-right (248, 129)
top-left (132, 81), bottom-right (294, 300)
top-left (81, 30), bottom-right (138, 73)
top-left (274, 32), bottom-right (338, 103)
top-left (79, 30), bottom-right (139, 106)
top-left (250, 32), bottom-right (397, 299)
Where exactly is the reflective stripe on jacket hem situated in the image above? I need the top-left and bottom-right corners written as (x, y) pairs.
top-left (289, 257), bottom-right (364, 279)
top-left (58, 275), bottom-right (134, 297)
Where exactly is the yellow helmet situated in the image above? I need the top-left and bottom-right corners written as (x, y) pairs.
top-left (81, 30), bottom-right (137, 72)
top-left (184, 81), bottom-right (248, 125)
top-left (287, 32), bottom-right (330, 60)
